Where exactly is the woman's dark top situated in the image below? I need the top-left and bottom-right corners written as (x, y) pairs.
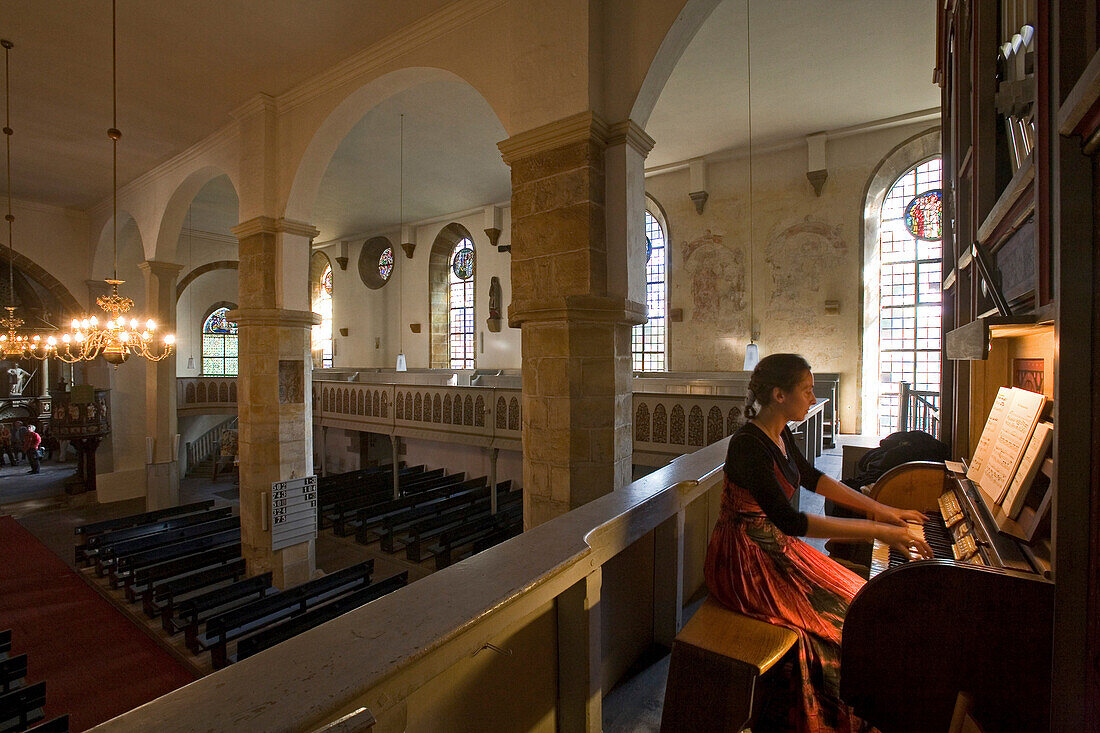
top-left (723, 421), bottom-right (824, 537)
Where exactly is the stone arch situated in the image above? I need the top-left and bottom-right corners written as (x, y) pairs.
top-left (284, 67), bottom-right (509, 225)
top-left (727, 406), bottom-right (742, 434)
top-left (380, 391), bottom-right (389, 418)
top-left (653, 404), bottom-right (667, 443)
top-left (443, 394), bottom-right (453, 424)
top-left (464, 395), bottom-right (473, 426)
top-left (395, 391), bottom-right (404, 419)
top-left (636, 403), bottom-right (651, 442)
top-left (0, 250), bottom-right (82, 319)
top-left (507, 397), bottom-right (519, 431)
top-left (474, 395), bottom-right (485, 427)
top-left (176, 261), bottom-right (239, 302)
top-left (707, 406), bottom-right (723, 444)
top-left (372, 391), bottom-right (379, 416)
top-left (688, 406), bottom-right (704, 446)
top-left (859, 127), bottom-right (941, 435)
top-left (428, 222), bottom-right (477, 368)
top-left (434, 394), bottom-right (442, 423)
top-left (670, 405), bottom-right (686, 445)
top-left (153, 167), bottom-right (240, 263)
top-left (414, 392), bottom-right (422, 421)
top-left (495, 397), bottom-right (506, 430)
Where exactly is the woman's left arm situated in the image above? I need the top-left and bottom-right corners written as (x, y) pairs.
top-left (813, 474), bottom-right (926, 526)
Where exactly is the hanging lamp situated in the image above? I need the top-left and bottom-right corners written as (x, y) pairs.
top-left (55, 0), bottom-right (174, 366)
top-left (0, 39), bottom-right (59, 361)
top-left (742, 0), bottom-right (760, 372)
top-left (395, 113), bottom-right (407, 371)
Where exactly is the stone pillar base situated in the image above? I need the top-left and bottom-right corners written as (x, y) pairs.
top-left (145, 460), bottom-right (180, 510)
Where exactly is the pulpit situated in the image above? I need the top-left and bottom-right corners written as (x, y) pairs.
top-left (51, 385), bottom-right (110, 495)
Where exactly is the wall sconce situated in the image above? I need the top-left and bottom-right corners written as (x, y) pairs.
top-left (409, 323), bottom-right (421, 334)
top-left (339, 327), bottom-right (349, 337)
top-left (824, 300), bottom-right (840, 315)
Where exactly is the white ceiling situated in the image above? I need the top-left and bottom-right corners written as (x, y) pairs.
top-left (1, 0), bottom-right (939, 243)
top-left (644, 0), bottom-right (940, 167)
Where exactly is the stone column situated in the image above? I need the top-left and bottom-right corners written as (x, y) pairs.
top-left (140, 260), bottom-right (183, 510)
top-left (230, 216), bottom-right (320, 588)
top-left (499, 113), bottom-right (648, 528)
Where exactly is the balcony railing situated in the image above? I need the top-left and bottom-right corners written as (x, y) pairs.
top-left (177, 377), bottom-right (238, 415)
top-left (897, 381), bottom-right (940, 437)
top-left (88, 437), bottom-right (731, 732)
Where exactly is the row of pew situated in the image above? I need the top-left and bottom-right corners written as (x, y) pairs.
top-left (317, 465), bottom-right (523, 569)
top-left (75, 502), bottom-right (407, 670)
top-left (0, 630), bottom-right (69, 733)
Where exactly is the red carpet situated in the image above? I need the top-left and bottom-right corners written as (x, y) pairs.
top-left (0, 516), bottom-right (197, 731)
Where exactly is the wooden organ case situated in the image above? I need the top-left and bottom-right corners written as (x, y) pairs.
top-left (839, 2), bottom-right (1100, 732)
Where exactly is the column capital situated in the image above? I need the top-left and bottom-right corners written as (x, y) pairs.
top-left (508, 294), bottom-right (646, 328)
top-left (229, 92), bottom-right (277, 122)
top-left (605, 119), bottom-right (655, 157)
top-left (227, 307), bottom-right (321, 329)
top-left (232, 216), bottom-right (319, 241)
top-left (138, 260), bottom-right (184, 277)
top-left (498, 111), bottom-right (610, 165)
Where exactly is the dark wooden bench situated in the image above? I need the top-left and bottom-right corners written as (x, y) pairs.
top-left (431, 505), bottom-right (523, 570)
top-left (109, 527), bottom-right (241, 588)
top-left (95, 515), bottom-right (240, 576)
top-left (77, 506), bottom-right (232, 565)
top-left (0, 631), bottom-right (9, 660)
top-left (235, 572), bottom-right (409, 663)
top-left (126, 543), bottom-right (243, 602)
top-left (0, 680), bottom-right (45, 732)
top-left (142, 557), bottom-right (248, 619)
top-left (177, 573), bottom-right (275, 646)
top-left (318, 466), bottom-right (422, 528)
top-left (75, 500), bottom-right (216, 549)
top-left (198, 561), bottom-right (375, 668)
top-left (26, 714), bottom-right (69, 732)
top-left (659, 598), bottom-right (798, 732)
top-left (0, 655), bottom-right (26, 694)
top-left (405, 486), bottom-right (519, 562)
top-left (349, 478), bottom-right (482, 542)
top-left (321, 466), bottom-right (428, 531)
top-left (376, 480), bottom-right (491, 552)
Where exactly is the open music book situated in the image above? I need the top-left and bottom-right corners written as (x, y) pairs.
top-left (966, 387), bottom-right (1047, 506)
top-left (1001, 421), bottom-right (1053, 519)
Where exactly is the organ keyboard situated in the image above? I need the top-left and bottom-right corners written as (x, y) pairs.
top-left (840, 461), bottom-right (1054, 733)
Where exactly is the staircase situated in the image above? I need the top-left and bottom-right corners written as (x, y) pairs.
top-left (184, 417), bottom-right (238, 479)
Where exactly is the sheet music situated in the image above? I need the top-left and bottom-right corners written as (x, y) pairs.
top-left (984, 388), bottom-right (1046, 503)
top-left (966, 387), bottom-right (1012, 483)
top-left (1002, 421), bottom-right (1053, 519)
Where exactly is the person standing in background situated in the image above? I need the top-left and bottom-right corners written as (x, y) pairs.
top-left (23, 424), bottom-right (40, 474)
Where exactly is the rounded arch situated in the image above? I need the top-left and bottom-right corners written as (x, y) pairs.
top-left (153, 166), bottom-right (241, 262)
top-left (176, 260), bottom-right (239, 302)
top-left (629, 0), bottom-right (723, 126)
top-left (0, 250), bottom-right (82, 319)
top-left (858, 127), bottom-right (941, 435)
top-left (285, 67), bottom-right (507, 224)
top-left (428, 223), bottom-right (476, 369)
top-left (202, 301), bottom-right (239, 324)
top-left (311, 252), bottom-right (334, 368)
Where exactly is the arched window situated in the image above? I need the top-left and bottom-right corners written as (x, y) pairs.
top-left (449, 238), bottom-right (476, 368)
top-left (632, 209), bottom-right (668, 371)
top-left (201, 307), bottom-right (238, 376)
top-left (312, 261), bottom-right (334, 368)
top-left (876, 158), bottom-right (942, 433)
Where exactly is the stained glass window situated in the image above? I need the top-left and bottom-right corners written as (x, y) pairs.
top-left (449, 239), bottom-right (475, 368)
top-left (201, 307), bottom-right (238, 376)
top-left (312, 263), bottom-right (333, 368)
top-left (632, 211), bottom-right (667, 371)
top-left (878, 158), bottom-right (942, 434)
top-left (378, 246), bottom-right (394, 281)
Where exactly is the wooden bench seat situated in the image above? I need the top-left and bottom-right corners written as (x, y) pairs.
top-left (109, 527), bottom-right (241, 588)
top-left (234, 572), bottom-right (409, 664)
top-left (142, 557), bottom-right (248, 619)
top-left (430, 500), bottom-right (522, 569)
top-left (660, 597), bottom-right (798, 733)
top-left (178, 573), bottom-right (275, 647)
top-left (75, 500), bottom-right (215, 539)
top-left (0, 631), bottom-right (9, 661)
top-left (95, 515), bottom-right (240, 575)
top-left (126, 543), bottom-right (243, 602)
top-left (0, 680), bottom-right (45, 733)
top-left (77, 506), bottom-right (232, 565)
top-left (26, 714), bottom-right (69, 732)
top-left (0, 655), bottom-right (26, 694)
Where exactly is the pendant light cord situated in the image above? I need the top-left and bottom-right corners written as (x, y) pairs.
top-left (3, 39), bottom-right (15, 310)
top-left (745, 0), bottom-right (754, 341)
top-left (108, 0), bottom-right (121, 283)
top-left (398, 114), bottom-right (404, 355)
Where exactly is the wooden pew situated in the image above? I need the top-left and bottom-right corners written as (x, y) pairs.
top-left (0, 631), bottom-right (9, 660)
top-left (74, 500), bottom-right (216, 552)
top-left (348, 477), bottom-right (480, 541)
top-left (321, 466), bottom-right (428, 531)
top-left (659, 598), bottom-right (798, 732)
top-left (142, 557), bottom-right (248, 619)
top-left (94, 515), bottom-right (240, 576)
top-left (26, 714), bottom-right (69, 732)
top-left (407, 487), bottom-right (520, 562)
top-left (234, 572), bottom-right (409, 664)
top-left (77, 506), bottom-right (232, 565)
top-left (431, 503), bottom-right (523, 570)
top-left (126, 543), bottom-right (243, 602)
top-left (0, 655), bottom-right (26, 694)
top-left (197, 561), bottom-right (375, 668)
top-left (177, 573), bottom-right (275, 647)
top-left (0, 680), bottom-right (45, 732)
top-left (109, 527), bottom-right (241, 588)
top-left (318, 465), bottom-right (423, 529)
top-left (375, 479), bottom-right (491, 552)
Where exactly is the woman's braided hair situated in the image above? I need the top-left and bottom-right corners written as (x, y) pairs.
top-left (744, 353), bottom-right (812, 419)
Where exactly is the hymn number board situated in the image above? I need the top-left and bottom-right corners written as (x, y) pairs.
top-left (271, 476), bottom-right (318, 551)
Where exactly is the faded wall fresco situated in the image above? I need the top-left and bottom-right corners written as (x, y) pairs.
top-left (646, 121), bottom-right (937, 434)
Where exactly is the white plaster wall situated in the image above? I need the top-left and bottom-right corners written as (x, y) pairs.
top-left (645, 121), bottom-right (937, 434)
top-left (320, 206), bottom-right (519, 371)
top-left (402, 437), bottom-right (523, 491)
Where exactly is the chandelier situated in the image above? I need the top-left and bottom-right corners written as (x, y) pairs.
top-left (0, 39), bottom-right (58, 361)
top-left (55, 0), bottom-right (173, 366)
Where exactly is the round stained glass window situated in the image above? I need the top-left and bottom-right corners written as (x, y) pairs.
top-left (452, 246), bottom-right (474, 280)
top-left (645, 235), bottom-right (652, 263)
top-left (903, 189), bottom-right (943, 241)
top-left (378, 246), bottom-right (394, 281)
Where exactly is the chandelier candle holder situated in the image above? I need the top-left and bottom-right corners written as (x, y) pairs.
top-left (54, 0), bottom-right (174, 366)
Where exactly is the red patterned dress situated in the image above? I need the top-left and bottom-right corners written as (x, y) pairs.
top-left (704, 423), bottom-right (874, 733)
